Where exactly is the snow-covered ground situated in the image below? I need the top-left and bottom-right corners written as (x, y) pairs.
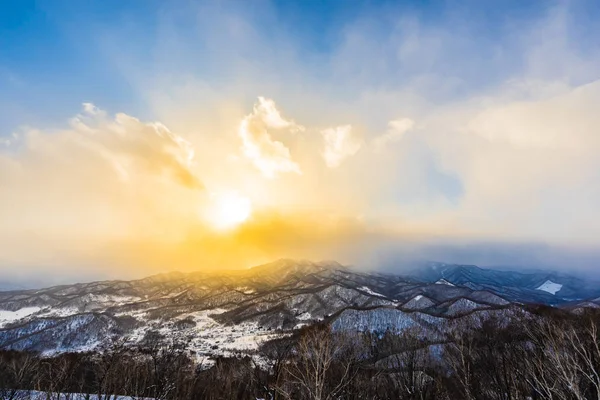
top-left (126, 308), bottom-right (284, 358)
top-left (359, 286), bottom-right (386, 298)
top-left (445, 298), bottom-right (488, 316)
top-left (402, 295), bottom-right (435, 310)
top-left (235, 286), bottom-right (256, 294)
top-left (0, 307), bottom-right (40, 327)
top-left (332, 307), bottom-right (446, 339)
top-left (37, 306), bottom-right (80, 318)
top-left (536, 280), bottom-right (563, 295)
top-left (296, 312), bottom-right (313, 321)
top-left (2, 390), bottom-right (154, 400)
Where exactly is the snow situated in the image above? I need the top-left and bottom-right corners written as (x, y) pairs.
top-left (445, 299), bottom-right (487, 316)
top-left (162, 291), bottom-right (187, 298)
top-left (6, 391), bottom-right (154, 400)
top-left (358, 286), bottom-right (386, 298)
top-left (81, 293), bottom-right (140, 304)
top-left (402, 295), bottom-right (435, 311)
top-left (0, 307), bottom-right (40, 327)
top-left (435, 279), bottom-right (454, 286)
top-left (125, 308), bottom-right (283, 358)
top-left (332, 308), bottom-right (445, 339)
top-left (235, 286), bottom-right (256, 294)
top-left (293, 312), bottom-right (313, 329)
top-left (536, 280), bottom-right (563, 295)
top-left (296, 312), bottom-right (313, 321)
top-left (38, 307), bottom-right (79, 318)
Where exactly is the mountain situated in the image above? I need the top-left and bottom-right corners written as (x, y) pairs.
top-left (409, 262), bottom-right (600, 304)
top-left (0, 282), bottom-right (33, 291)
top-left (0, 259), bottom-right (598, 358)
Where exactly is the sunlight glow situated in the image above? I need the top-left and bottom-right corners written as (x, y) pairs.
top-left (208, 191), bottom-right (252, 230)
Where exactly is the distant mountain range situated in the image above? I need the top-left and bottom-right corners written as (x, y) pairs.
top-left (0, 282), bottom-right (33, 292)
top-left (410, 262), bottom-right (600, 304)
top-left (0, 259), bottom-right (599, 358)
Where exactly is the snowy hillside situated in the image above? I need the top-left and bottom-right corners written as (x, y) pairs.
top-left (0, 259), bottom-right (598, 356)
top-left (536, 280), bottom-right (563, 295)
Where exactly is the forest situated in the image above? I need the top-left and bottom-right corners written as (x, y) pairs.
top-left (1, 306), bottom-right (600, 400)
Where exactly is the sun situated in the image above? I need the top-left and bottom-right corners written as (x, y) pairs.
top-left (208, 191), bottom-right (252, 230)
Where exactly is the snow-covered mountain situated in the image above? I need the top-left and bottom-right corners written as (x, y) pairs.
top-left (0, 259), bottom-right (598, 357)
top-left (410, 262), bottom-right (600, 303)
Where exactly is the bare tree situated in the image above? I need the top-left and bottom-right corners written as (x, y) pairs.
top-left (0, 351), bottom-right (39, 400)
top-left (524, 313), bottom-right (600, 400)
top-left (276, 325), bottom-right (361, 400)
top-left (445, 328), bottom-right (477, 400)
top-left (375, 328), bottom-right (438, 400)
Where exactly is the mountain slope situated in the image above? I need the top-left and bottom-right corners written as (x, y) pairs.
top-left (408, 262), bottom-right (600, 303)
top-left (0, 259), bottom-right (598, 356)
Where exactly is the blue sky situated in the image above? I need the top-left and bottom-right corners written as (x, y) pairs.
top-left (1, 1), bottom-right (600, 281)
top-left (3, 0), bottom-right (598, 134)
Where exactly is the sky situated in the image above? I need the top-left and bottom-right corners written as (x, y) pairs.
top-left (1, 0), bottom-right (600, 284)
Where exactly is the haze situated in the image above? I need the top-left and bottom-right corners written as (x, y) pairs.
top-left (1, 0), bottom-right (600, 285)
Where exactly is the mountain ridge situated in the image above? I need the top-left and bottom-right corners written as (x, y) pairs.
top-left (0, 259), bottom-right (598, 357)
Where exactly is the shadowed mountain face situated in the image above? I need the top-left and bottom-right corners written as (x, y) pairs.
top-left (410, 262), bottom-right (600, 304)
top-left (0, 259), bottom-right (598, 356)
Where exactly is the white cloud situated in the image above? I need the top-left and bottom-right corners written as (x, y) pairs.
top-left (321, 125), bottom-right (362, 168)
top-left (419, 78), bottom-right (600, 243)
top-left (71, 104), bottom-right (201, 188)
top-left (0, 103), bottom-right (203, 245)
top-left (239, 97), bottom-right (304, 178)
top-left (81, 102), bottom-right (105, 116)
top-left (373, 118), bottom-right (415, 150)
top-left (2, 132), bottom-right (19, 147)
top-left (465, 81), bottom-right (600, 150)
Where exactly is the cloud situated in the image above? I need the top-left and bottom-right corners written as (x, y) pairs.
top-left (1, 132), bottom-right (19, 147)
top-left (68, 103), bottom-right (202, 188)
top-left (465, 81), bottom-right (600, 150)
top-left (321, 125), bottom-right (361, 168)
top-left (3, 1), bottom-right (600, 283)
top-left (239, 97), bottom-right (304, 178)
top-left (415, 78), bottom-right (600, 245)
top-left (373, 118), bottom-right (415, 151)
top-left (127, 0), bottom-right (600, 249)
top-left (0, 104), bottom-right (205, 277)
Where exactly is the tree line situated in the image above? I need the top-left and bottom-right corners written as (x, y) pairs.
top-left (1, 306), bottom-right (600, 399)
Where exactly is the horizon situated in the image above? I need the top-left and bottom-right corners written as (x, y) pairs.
top-left (2, 257), bottom-right (599, 291)
top-left (1, 0), bottom-right (600, 284)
